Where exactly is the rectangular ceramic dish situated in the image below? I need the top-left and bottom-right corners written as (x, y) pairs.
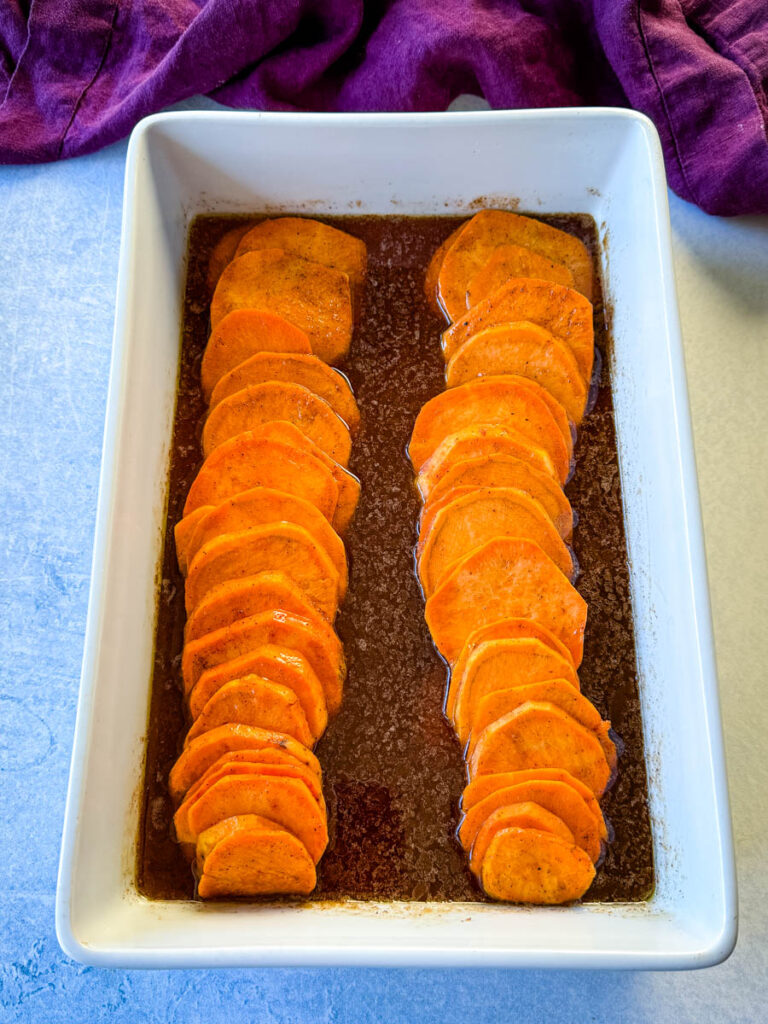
top-left (56, 109), bottom-right (736, 968)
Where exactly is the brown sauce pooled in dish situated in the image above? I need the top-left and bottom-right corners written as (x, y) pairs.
top-left (137, 214), bottom-right (655, 903)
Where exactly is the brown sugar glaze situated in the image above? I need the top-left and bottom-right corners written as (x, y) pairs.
top-left (137, 214), bottom-right (655, 903)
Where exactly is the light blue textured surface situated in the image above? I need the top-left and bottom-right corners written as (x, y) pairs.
top-left (0, 128), bottom-right (766, 1023)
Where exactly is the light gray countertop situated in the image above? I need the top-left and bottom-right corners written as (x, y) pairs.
top-left (0, 116), bottom-right (766, 1022)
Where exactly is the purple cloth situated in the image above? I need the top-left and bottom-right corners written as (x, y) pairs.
top-left (0, 0), bottom-right (766, 215)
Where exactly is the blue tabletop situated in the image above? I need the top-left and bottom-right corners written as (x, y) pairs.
top-left (0, 123), bottom-right (766, 1023)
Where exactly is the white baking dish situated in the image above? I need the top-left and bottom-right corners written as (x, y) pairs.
top-left (56, 109), bottom-right (736, 969)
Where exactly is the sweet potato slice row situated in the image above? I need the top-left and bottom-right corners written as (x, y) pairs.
top-left (466, 244), bottom-right (575, 308)
top-left (409, 377), bottom-right (569, 482)
top-left (424, 456), bottom-right (572, 540)
top-left (418, 487), bottom-right (574, 595)
top-left (183, 491), bottom-right (347, 597)
top-left (183, 433), bottom-right (338, 521)
top-left (437, 209), bottom-right (594, 321)
top-left (442, 278), bottom-right (594, 380)
top-left (458, 779), bottom-right (602, 864)
top-left (446, 323), bottom-right (588, 424)
top-left (168, 724), bottom-right (320, 804)
top-left (201, 310), bottom-right (312, 403)
top-left (468, 702), bottom-right (613, 796)
top-left (202, 381), bottom-right (352, 466)
top-left (211, 249), bottom-right (353, 364)
top-left (209, 352), bottom-right (360, 432)
top-left (184, 524), bottom-right (340, 620)
top-left (425, 537), bottom-right (588, 665)
top-left (480, 826), bottom-right (595, 904)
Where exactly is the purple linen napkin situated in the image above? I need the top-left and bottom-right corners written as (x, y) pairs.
top-left (0, 0), bottom-right (766, 215)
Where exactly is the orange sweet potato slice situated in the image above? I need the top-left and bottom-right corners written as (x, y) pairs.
top-left (202, 381), bottom-right (352, 466)
top-left (188, 644), bottom-right (328, 736)
top-left (181, 610), bottom-right (345, 713)
top-left (416, 426), bottom-right (557, 499)
top-left (184, 491), bottom-right (347, 596)
top-left (442, 278), bottom-right (594, 380)
top-left (466, 244), bottom-right (575, 308)
top-left (206, 223), bottom-right (254, 296)
top-left (468, 801), bottom-right (574, 877)
top-left (424, 224), bottom-right (466, 318)
top-left (418, 487), bottom-right (573, 595)
top-left (468, 702), bottom-right (612, 796)
top-left (445, 617), bottom-right (576, 721)
top-left (174, 505), bottom-right (214, 575)
top-left (437, 210), bottom-right (594, 320)
top-left (197, 819), bottom-right (317, 898)
top-left (168, 723), bottom-right (319, 803)
top-left (196, 814), bottom-right (291, 866)
top-left (235, 217), bottom-right (367, 310)
top-left (425, 456), bottom-right (572, 540)
top-left (254, 420), bottom-right (360, 534)
top-left (409, 377), bottom-right (569, 482)
top-left (201, 310), bottom-right (312, 403)
top-left (425, 537), bottom-right (587, 665)
top-left (210, 249), bottom-right (353, 364)
top-left (184, 524), bottom-right (340, 620)
top-left (192, 750), bottom-right (321, 793)
top-left (175, 759), bottom-right (324, 845)
top-left (183, 433), bottom-right (338, 521)
top-left (480, 826), bottom-right (596, 904)
top-left (183, 773), bottom-right (329, 861)
top-left (446, 323), bottom-right (588, 424)
top-left (210, 352), bottom-right (360, 432)
top-left (185, 572), bottom-right (330, 644)
top-left (451, 638), bottom-right (580, 744)
top-left (467, 679), bottom-right (614, 764)
top-left (184, 674), bottom-right (315, 747)
top-left (458, 778), bottom-right (602, 863)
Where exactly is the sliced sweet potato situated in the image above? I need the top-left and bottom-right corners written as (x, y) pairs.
top-left (445, 617), bottom-right (576, 722)
top-left (196, 813), bottom-right (289, 864)
top-left (468, 801), bottom-right (574, 877)
top-left (254, 420), bottom-right (360, 534)
top-left (197, 819), bottom-right (317, 898)
top-left (184, 524), bottom-right (340, 620)
top-left (183, 433), bottom-right (338, 521)
top-left (184, 491), bottom-right (347, 597)
top-left (424, 537), bottom-right (588, 665)
top-left (480, 826), bottom-right (595, 904)
top-left (201, 310), bottom-right (312, 403)
top-left (425, 456), bottom-right (572, 540)
top-left (175, 759), bottom-right (324, 845)
top-left (418, 487), bottom-right (573, 595)
top-left (467, 679), bottom-right (614, 764)
top-left (206, 223), bottom-right (253, 296)
top-left (458, 778), bottom-right (603, 863)
top-left (468, 702), bottom-right (612, 796)
top-left (442, 278), bottom-right (594, 380)
top-left (416, 426), bottom-right (557, 499)
top-left (185, 572), bottom-right (329, 644)
top-left (210, 352), bottom-right (360, 432)
top-left (210, 249), bottom-right (353, 364)
top-left (409, 377), bottom-right (569, 482)
top-left (183, 773), bottom-right (329, 861)
top-left (192, 750), bottom-right (321, 795)
top-left (181, 610), bottom-right (345, 714)
top-left (188, 644), bottom-right (328, 737)
top-left (168, 723), bottom-right (320, 804)
top-left (235, 217), bottom-right (367, 310)
top-left (437, 210), bottom-right (594, 321)
top-left (446, 323), bottom-right (588, 425)
top-left (424, 224), bottom-right (466, 318)
top-left (466, 244), bottom-right (574, 308)
top-left (451, 638), bottom-right (581, 744)
top-left (202, 381), bottom-right (352, 466)
top-left (184, 674), bottom-right (315, 747)
top-left (174, 505), bottom-right (214, 575)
